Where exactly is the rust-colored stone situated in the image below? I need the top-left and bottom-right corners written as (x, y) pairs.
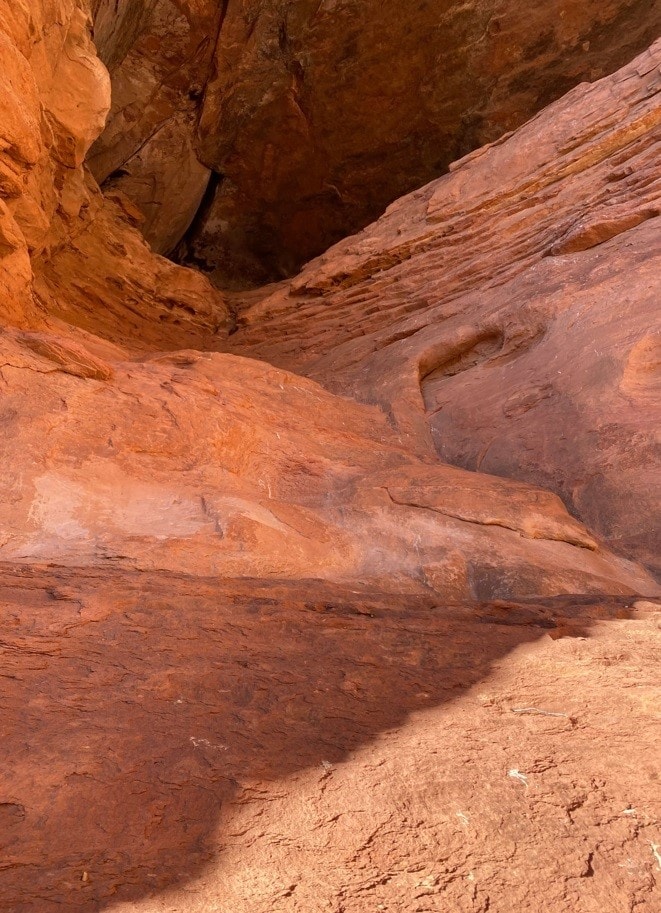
top-left (0, 5), bottom-right (659, 912)
top-left (229, 42), bottom-right (661, 572)
top-left (187, 0), bottom-right (660, 282)
top-left (1, 566), bottom-right (659, 912)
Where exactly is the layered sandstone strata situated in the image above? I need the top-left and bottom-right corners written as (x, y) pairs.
top-left (85, 0), bottom-right (660, 282)
top-left (0, 6), bottom-right (659, 913)
top-left (0, 0), bottom-right (229, 344)
top-left (228, 42), bottom-right (661, 573)
top-left (0, 2), bottom-right (656, 599)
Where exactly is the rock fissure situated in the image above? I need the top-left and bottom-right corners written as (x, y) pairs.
top-left (381, 487), bottom-right (598, 552)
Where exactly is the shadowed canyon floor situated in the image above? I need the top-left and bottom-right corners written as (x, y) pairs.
top-left (1, 566), bottom-right (660, 912)
top-left (0, 3), bottom-right (660, 911)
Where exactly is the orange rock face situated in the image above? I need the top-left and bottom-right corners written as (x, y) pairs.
top-left (1, 3), bottom-right (656, 600)
top-left (82, 0), bottom-right (660, 281)
top-left (0, 1), bottom-right (229, 342)
top-left (88, 0), bottom-right (223, 255)
top-left (0, 3), bottom-right (659, 912)
top-left (229, 42), bottom-right (661, 575)
top-left (188, 0), bottom-right (660, 281)
top-left (5, 324), bottom-right (655, 597)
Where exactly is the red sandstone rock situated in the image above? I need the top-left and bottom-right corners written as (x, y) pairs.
top-left (1, 567), bottom-right (659, 912)
top-left (0, 1), bottom-right (230, 343)
top-left (4, 324), bottom-right (654, 598)
top-left (88, 0), bottom-right (222, 255)
top-left (186, 0), bottom-right (660, 281)
top-left (229, 42), bottom-right (661, 572)
top-left (0, 6), bottom-right (659, 912)
top-left (32, 190), bottom-right (231, 350)
top-left (0, 4), bottom-right (655, 597)
top-left (79, 1), bottom-right (661, 279)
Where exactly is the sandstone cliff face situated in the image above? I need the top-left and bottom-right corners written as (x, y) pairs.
top-left (0, 0), bottom-right (229, 345)
top-left (0, 0), bottom-right (109, 324)
top-left (1, 0), bottom-right (656, 599)
top-left (229, 42), bottom-right (661, 574)
top-left (1, 5), bottom-right (660, 912)
top-left (88, 0), bottom-right (222, 255)
top-left (85, 0), bottom-right (660, 282)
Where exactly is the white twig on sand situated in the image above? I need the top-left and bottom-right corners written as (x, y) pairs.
top-left (508, 769), bottom-right (529, 787)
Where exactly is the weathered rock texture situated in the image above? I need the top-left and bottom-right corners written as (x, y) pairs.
top-left (1, 567), bottom-right (660, 912)
top-left (0, 0), bottom-right (229, 344)
top-left (1, 3), bottom-right (657, 599)
top-left (88, 0), bottom-right (223, 256)
top-left (0, 3), bottom-right (660, 912)
top-left (86, 0), bottom-right (660, 282)
top-left (3, 320), bottom-right (657, 597)
top-left (228, 42), bottom-right (661, 574)
top-left (0, 300), bottom-right (655, 596)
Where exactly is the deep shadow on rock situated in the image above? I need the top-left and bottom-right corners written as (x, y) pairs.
top-left (0, 563), bottom-right (637, 912)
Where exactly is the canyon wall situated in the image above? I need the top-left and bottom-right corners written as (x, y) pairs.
top-left (228, 42), bottom-right (661, 573)
top-left (0, 0), bottom-right (661, 913)
top-left (85, 0), bottom-right (660, 284)
top-left (0, 2), bottom-right (657, 597)
top-left (88, 0), bottom-right (223, 256)
top-left (0, 6), bottom-right (660, 912)
top-left (0, 0), bottom-right (658, 596)
top-left (0, 0), bottom-right (229, 347)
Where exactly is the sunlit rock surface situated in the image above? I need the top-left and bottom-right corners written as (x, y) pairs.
top-left (228, 43), bottom-right (661, 573)
top-left (0, 4), bottom-right (659, 912)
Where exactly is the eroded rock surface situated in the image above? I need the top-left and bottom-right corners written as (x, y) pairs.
top-left (1, 1), bottom-right (656, 598)
top-left (5, 324), bottom-right (656, 598)
top-left (0, 0), bottom-right (229, 345)
top-left (1, 567), bottom-right (659, 912)
top-left (229, 42), bottom-right (661, 573)
top-left (82, 1), bottom-right (661, 281)
top-left (193, 0), bottom-right (661, 281)
top-left (88, 0), bottom-right (222, 255)
top-left (0, 5), bottom-right (659, 912)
